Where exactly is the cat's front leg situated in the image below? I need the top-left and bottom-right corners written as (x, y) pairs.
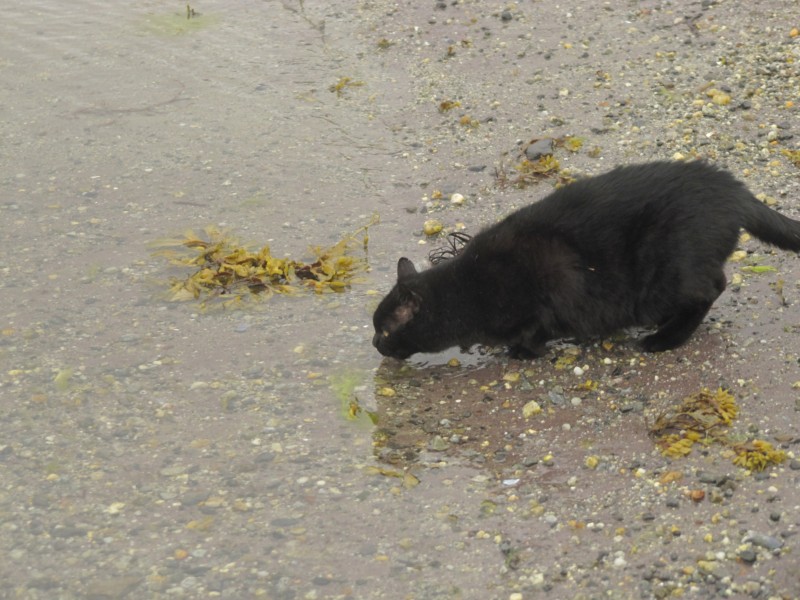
top-left (508, 326), bottom-right (550, 359)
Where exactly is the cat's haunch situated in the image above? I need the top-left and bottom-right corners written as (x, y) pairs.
top-left (372, 161), bottom-right (800, 360)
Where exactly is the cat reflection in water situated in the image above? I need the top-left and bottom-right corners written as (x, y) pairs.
top-left (373, 161), bottom-right (800, 359)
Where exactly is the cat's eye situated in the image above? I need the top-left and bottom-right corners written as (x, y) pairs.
top-left (382, 330), bottom-right (390, 338)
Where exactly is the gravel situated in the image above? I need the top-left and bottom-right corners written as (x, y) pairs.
top-left (0, 0), bottom-right (798, 598)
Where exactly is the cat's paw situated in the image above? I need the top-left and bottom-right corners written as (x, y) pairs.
top-left (507, 344), bottom-right (546, 360)
top-left (639, 333), bottom-right (676, 353)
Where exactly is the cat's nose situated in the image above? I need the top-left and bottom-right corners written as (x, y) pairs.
top-left (372, 332), bottom-right (380, 348)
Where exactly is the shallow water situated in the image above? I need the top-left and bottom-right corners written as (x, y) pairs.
top-left (2, 1), bottom-right (799, 598)
top-left (0, 2), bottom-right (502, 597)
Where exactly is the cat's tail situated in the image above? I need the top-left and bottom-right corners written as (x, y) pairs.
top-left (741, 196), bottom-right (800, 252)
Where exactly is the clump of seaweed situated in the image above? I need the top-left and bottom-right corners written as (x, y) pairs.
top-left (732, 440), bottom-right (787, 471)
top-left (438, 100), bottom-right (461, 112)
top-left (428, 232), bottom-right (472, 265)
top-left (330, 76), bottom-right (364, 96)
top-left (494, 136), bottom-right (583, 189)
top-left (781, 148), bottom-right (800, 167)
top-left (650, 388), bottom-right (786, 471)
top-left (151, 216), bottom-right (378, 308)
top-left (651, 387), bottom-right (738, 438)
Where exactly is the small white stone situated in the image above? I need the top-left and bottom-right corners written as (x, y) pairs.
top-left (573, 366), bottom-right (584, 376)
top-left (450, 192), bottom-right (465, 205)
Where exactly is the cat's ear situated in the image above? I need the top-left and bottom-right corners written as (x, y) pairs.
top-left (394, 258), bottom-right (422, 324)
top-left (397, 257), bottom-right (417, 282)
top-left (395, 284), bottom-right (422, 324)
top-left (397, 282), bottom-right (422, 308)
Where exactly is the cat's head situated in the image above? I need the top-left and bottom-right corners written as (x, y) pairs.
top-left (372, 257), bottom-right (438, 359)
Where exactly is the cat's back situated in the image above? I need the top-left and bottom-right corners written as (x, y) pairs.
top-left (507, 161), bottom-right (740, 232)
top-left (542, 160), bottom-right (729, 207)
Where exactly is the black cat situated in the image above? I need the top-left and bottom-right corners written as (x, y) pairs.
top-left (372, 161), bottom-right (800, 359)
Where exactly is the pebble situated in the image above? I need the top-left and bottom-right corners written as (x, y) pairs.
top-left (619, 401), bottom-right (643, 413)
top-left (181, 576), bottom-right (199, 589)
top-left (738, 549), bottom-right (757, 564)
top-left (743, 531), bottom-right (783, 551)
top-left (423, 219), bottom-right (443, 236)
top-left (524, 138), bottom-right (553, 160)
top-left (160, 465), bottom-right (187, 477)
top-left (181, 491), bottom-right (211, 506)
top-left (450, 193), bottom-right (465, 205)
top-left (429, 435), bottom-right (450, 451)
top-left (85, 576), bottom-right (141, 599)
top-left (9, 549), bottom-right (25, 560)
top-left (697, 472), bottom-right (728, 486)
top-left (522, 400), bottom-right (542, 417)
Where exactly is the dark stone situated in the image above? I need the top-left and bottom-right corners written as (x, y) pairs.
top-left (270, 517), bottom-right (301, 527)
top-left (51, 525), bottom-right (88, 538)
top-left (738, 549), bottom-right (757, 564)
top-left (255, 451), bottom-right (276, 464)
top-left (181, 491), bottom-right (210, 507)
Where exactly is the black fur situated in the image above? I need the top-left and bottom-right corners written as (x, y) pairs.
top-left (372, 161), bottom-right (800, 359)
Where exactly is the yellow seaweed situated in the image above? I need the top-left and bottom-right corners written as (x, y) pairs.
top-left (732, 440), bottom-right (786, 471)
top-left (152, 216), bottom-right (378, 308)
